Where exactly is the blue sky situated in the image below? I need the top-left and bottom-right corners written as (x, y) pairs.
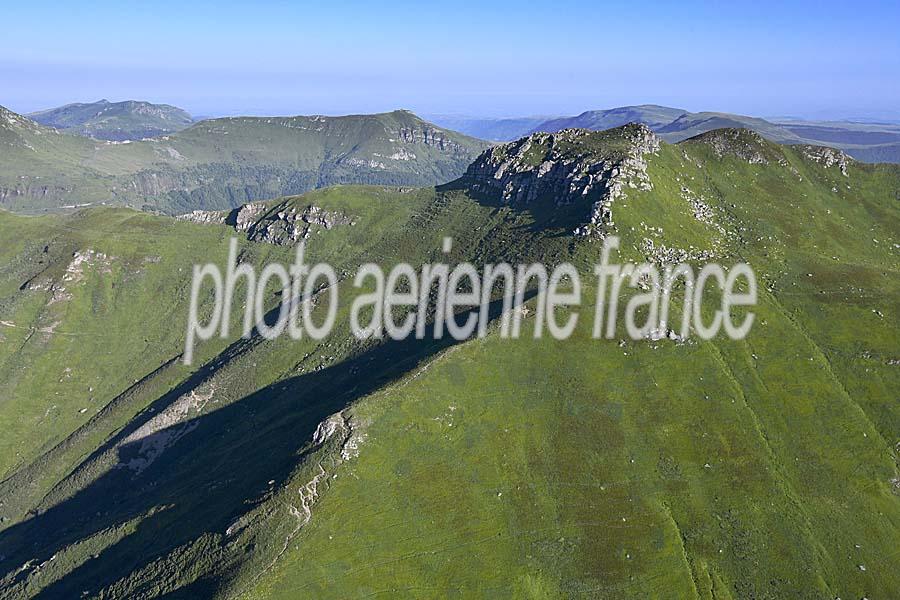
top-left (2, 0), bottom-right (899, 120)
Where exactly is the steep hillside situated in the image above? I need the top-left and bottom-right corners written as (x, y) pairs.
top-left (0, 107), bottom-right (491, 214)
top-left (0, 126), bottom-right (897, 599)
top-left (28, 100), bottom-right (194, 141)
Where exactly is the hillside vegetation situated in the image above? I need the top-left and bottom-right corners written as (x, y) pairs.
top-left (0, 125), bottom-right (897, 599)
top-left (0, 106), bottom-right (491, 214)
top-left (28, 100), bottom-right (195, 141)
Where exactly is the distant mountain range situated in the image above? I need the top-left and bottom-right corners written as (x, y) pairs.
top-left (531, 105), bottom-right (687, 135)
top-left (429, 105), bottom-right (900, 163)
top-left (7, 98), bottom-right (900, 217)
top-left (28, 99), bottom-right (195, 141)
top-left (0, 106), bottom-right (490, 213)
top-left (421, 115), bottom-right (550, 143)
top-left (24, 100), bottom-right (900, 165)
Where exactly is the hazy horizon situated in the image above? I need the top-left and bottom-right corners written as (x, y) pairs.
top-left (3, 0), bottom-right (898, 122)
top-left (9, 98), bottom-right (900, 126)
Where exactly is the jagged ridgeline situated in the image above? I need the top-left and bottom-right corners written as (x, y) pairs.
top-left (0, 106), bottom-right (491, 214)
top-left (0, 125), bottom-right (897, 599)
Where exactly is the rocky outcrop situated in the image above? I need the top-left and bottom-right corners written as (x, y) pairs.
top-left (233, 202), bottom-right (269, 231)
top-left (0, 106), bottom-right (52, 136)
top-left (396, 126), bottom-right (467, 153)
top-left (683, 128), bottom-right (771, 164)
top-left (177, 201), bottom-right (354, 246)
top-left (176, 202), bottom-right (267, 229)
top-left (0, 184), bottom-right (72, 201)
top-left (798, 145), bottom-right (851, 176)
top-left (246, 204), bottom-right (354, 246)
top-left (176, 209), bottom-right (227, 226)
top-left (463, 123), bottom-right (660, 236)
top-left (41, 249), bottom-right (116, 305)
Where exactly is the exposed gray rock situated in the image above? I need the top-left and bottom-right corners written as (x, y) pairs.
top-left (176, 201), bottom-right (354, 246)
top-left (686, 128), bottom-right (770, 164)
top-left (234, 202), bottom-right (268, 231)
top-left (799, 145), bottom-right (852, 176)
top-left (640, 237), bottom-right (715, 264)
top-left (463, 123), bottom-right (660, 237)
top-left (247, 204), bottom-right (354, 246)
top-left (176, 209), bottom-right (226, 226)
top-left (396, 126), bottom-right (466, 153)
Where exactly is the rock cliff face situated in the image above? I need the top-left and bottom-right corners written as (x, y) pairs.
top-left (396, 126), bottom-right (467, 153)
top-left (462, 123), bottom-right (660, 236)
top-left (0, 184), bottom-right (72, 202)
top-left (233, 202), bottom-right (270, 231)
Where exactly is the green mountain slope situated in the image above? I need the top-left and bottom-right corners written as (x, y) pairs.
top-left (0, 126), bottom-right (897, 599)
top-left (28, 100), bottom-right (195, 141)
top-left (0, 106), bottom-right (491, 214)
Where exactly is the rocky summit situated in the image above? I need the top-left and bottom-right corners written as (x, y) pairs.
top-left (682, 128), bottom-right (784, 166)
top-left (463, 123), bottom-right (660, 236)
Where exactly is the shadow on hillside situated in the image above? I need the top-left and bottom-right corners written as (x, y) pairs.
top-left (0, 294), bottom-right (529, 598)
top-left (437, 179), bottom-right (595, 237)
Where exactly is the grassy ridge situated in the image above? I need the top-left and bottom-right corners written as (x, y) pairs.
top-left (0, 106), bottom-right (491, 214)
top-left (28, 100), bottom-right (195, 142)
top-left (0, 128), bottom-right (897, 598)
top-left (242, 134), bottom-right (899, 599)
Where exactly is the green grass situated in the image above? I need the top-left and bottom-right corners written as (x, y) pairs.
top-left (0, 106), bottom-right (491, 214)
top-left (28, 99), bottom-right (195, 141)
top-left (0, 127), bottom-right (897, 599)
top-left (240, 135), bottom-right (899, 600)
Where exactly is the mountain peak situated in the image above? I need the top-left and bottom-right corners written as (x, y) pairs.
top-left (28, 100), bottom-right (193, 141)
top-left (679, 127), bottom-right (777, 164)
top-left (531, 105), bottom-right (687, 135)
top-left (463, 123), bottom-right (660, 235)
top-left (468, 122), bottom-right (659, 178)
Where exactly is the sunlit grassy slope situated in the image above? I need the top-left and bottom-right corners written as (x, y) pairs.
top-left (0, 127), bottom-right (897, 599)
top-left (0, 106), bottom-right (490, 214)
